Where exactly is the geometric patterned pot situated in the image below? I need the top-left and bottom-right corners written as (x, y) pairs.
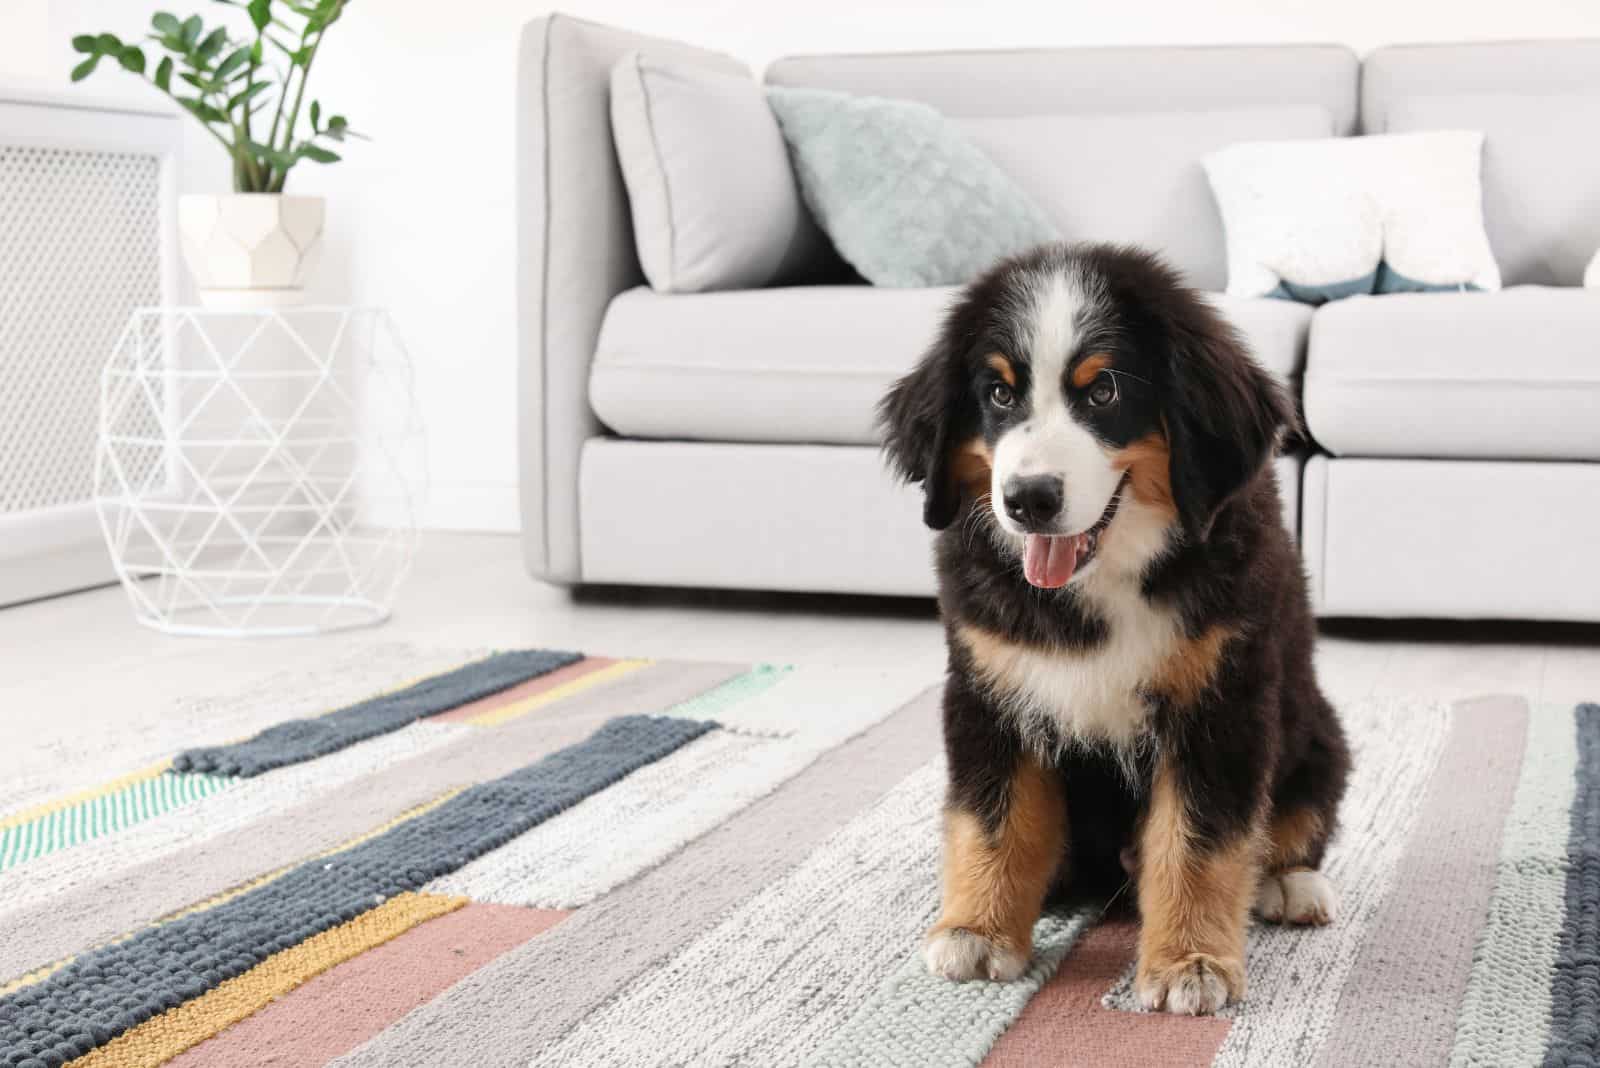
top-left (177, 194), bottom-right (324, 308)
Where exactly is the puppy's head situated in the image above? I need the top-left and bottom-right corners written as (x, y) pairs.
top-left (880, 243), bottom-right (1291, 588)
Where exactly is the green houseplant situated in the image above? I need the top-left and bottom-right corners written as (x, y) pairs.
top-left (70, 0), bottom-right (364, 305)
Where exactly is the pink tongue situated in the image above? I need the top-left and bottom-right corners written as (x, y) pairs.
top-left (1023, 534), bottom-right (1081, 589)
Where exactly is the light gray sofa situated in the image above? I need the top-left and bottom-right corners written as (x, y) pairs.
top-left (518, 15), bottom-right (1600, 622)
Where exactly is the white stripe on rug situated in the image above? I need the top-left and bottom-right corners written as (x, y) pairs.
top-left (806, 908), bottom-right (1099, 1068)
top-left (671, 661), bottom-right (937, 742)
top-left (0, 721), bottom-right (469, 921)
top-left (432, 664), bottom-right (936, 908)
top-left (1447, 703), bottom-right (1579, 1068)
top-left (1099, 697), bottom-right (1453, 1068)
top-left (528, 760), bottom-right (948, 1068)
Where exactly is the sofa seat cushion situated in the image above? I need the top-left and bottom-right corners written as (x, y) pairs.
top-left (1304, 287), bottom-right (1600, 460)
top-left (591, 285), bottom-right (1312, 445)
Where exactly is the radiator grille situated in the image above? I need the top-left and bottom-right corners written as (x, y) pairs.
top-left (0, 144), bottom-right (164, 514)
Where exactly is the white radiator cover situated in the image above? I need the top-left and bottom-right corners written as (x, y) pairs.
top-left (0, 86), bottom-right (180, 605)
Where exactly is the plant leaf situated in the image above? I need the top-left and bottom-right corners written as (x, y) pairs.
top-left (245, 139), bottom-right (296, 169)
top-left (197, 27), bottom-right (228, 61)
top-left (71, 34), bottom-right (97, 54)
top-left (227, 81), bottom-right (272, 109)
top-left (151, 12), bottom-right (181, 36)
top-left (96, 33), bottom-right (123, 52)
top-left (248, 0), bottom-right (272, 31)
top-left (179, 97), bottom-right (228, 124)
top-left (215, 46), bottom-right (250, 79)
top-left (155, 56), bottom-right (173, 91)
top-left (298, 144), bottom-right (340, 164)
top-left (70, 56), bottom-right (100, 82)
top-left (181, 15), bottom-right (202, 46)
top-left (309, 99), bottom-right (320, 129)
top-left (118, 47), bottom-right (146, 74)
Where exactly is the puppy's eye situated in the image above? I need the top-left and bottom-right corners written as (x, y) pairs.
top-left (1086, 372), bottom-right (1118, 408)
top-left (988, 382), bottom-right (1016, 409)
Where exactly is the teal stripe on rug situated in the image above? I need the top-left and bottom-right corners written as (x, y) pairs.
top-left (660, 663), bottom-right (793, 726)
top-left (0, 772), bottom-right (236, 873)
top-left (0, 713), bottom-right (715, 1065)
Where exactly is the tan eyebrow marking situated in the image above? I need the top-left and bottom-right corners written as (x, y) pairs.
top-left (1071, 352), bottom-right (1114, 389)
top-left (985, 353), bottom-right (1016, 387)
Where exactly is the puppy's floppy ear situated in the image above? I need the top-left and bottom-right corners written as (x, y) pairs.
top-left (879, 332), bottom-right (976, 530)
top-left (1163, 309), bottom-right (1294, 542)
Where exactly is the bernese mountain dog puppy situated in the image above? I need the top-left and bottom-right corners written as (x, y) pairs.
top-left (881, 243), bottom-right (1350, 1016)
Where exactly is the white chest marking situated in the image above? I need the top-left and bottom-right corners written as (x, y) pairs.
top-left (957, 576), bottom-right (1183, 751)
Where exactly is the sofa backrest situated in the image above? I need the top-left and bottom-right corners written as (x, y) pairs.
top-left (1362, 40), bottom-right (1600, 287)
top-left (766, 45), bottom-right (1358, 291)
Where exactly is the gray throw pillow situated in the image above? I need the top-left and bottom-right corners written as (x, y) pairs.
top-left (611, 53), bottom-right (834, 293)
top-left (766, 87), bottom-right (1059, 287)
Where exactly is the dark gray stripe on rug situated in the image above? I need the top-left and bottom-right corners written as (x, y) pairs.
top-left (0, 714), bottom-right (712, 1066)
top-left (173, 648), bottom-right (582, 777)
top-left (1543, 702), bottom-right (1599, 1068)
top-left (332, 684), bottom-right (944, 1068)
top-left (0, 661), bottom-right (741, 982)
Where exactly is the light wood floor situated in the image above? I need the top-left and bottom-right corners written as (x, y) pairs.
top-left (5, 532), bottom-right (1597, 787)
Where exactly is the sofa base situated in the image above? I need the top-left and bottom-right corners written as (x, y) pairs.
top-left (580, 439), bottom-right (936, 595)
top-left (1302, 456), bottom-right (1600, 621)
top-left (576, 439), bottom-right (1303, 597)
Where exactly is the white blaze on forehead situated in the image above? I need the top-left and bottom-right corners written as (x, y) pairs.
top-left (1022, 268), bottom-right (1082, 375)
top-left (991, 266), bottom-right (1124, 536)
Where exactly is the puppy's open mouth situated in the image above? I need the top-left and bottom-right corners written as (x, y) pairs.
top-left (1020, 477), bottom-right (1127, 589)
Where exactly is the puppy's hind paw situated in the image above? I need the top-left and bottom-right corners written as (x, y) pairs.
top-left (1256, 869), bottom-right (1338, 926)
top-left (923, 927), bottom-right (1029, 982)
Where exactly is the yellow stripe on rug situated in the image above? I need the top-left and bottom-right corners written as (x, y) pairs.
top-left (66, 892), bottom-right (467, 1068)
top-left (464, 659), bottom-right (652, 727)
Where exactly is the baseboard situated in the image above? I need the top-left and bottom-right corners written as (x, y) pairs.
top-left (422, 481), bottom-right (521, 533)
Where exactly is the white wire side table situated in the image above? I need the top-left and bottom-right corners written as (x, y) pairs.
top-left (94, 306), bottom-right (426, 637)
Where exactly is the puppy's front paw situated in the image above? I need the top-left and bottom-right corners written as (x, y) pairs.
top-left (1136, 952), bottom-right (1243, 1015)
top-left (923, 926), bottom-right (1029, 982)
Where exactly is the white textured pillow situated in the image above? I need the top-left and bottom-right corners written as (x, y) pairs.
top-left (610, 52), bottom-right (832, 293)
top-left (1204, 131), bottom-right (1500, 303)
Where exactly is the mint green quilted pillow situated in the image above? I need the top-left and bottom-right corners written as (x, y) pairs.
top-left (766, 87), bottom-right (1058, 287)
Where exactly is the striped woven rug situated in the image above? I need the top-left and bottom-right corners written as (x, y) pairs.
top-left (1, 647), bottom-right (1594, 1068)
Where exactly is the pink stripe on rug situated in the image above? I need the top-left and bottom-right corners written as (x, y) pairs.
top-left (1310, 694), bottom-right (1530, 1068)
top-left (984, 921), bottom-right (1230, 1068)
top-left (432, 657), bottom-right (618, 722)
top-left (168, 904), bottom-right (568, 1068)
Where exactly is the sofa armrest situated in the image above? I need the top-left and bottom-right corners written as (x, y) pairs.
top-left (517, 14), bottom-right (741, 583)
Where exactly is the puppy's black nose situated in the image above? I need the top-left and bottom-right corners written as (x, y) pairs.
top-left (1003, 475), bottom-right (1063, 529)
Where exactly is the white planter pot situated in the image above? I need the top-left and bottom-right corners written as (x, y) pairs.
top-left (177, 193), bottom-right (324, 308)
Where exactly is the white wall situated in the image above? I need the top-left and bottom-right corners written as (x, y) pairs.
top-left (21, 0), bottom-right (1600, 532)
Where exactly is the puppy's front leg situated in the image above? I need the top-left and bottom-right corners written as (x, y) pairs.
top-left (924, 754), bottom-right (1064, 982)
top-left (1135, 756), bottom-right (1260, 1015)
